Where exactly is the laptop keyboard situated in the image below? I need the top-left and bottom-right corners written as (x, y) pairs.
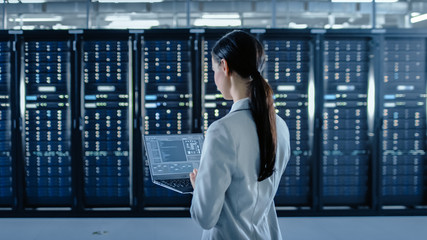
top-left (159, 178), bottom-right (192, 189)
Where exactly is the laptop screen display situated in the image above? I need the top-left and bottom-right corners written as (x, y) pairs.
top-left (144, 134), bottom-right (203, 177)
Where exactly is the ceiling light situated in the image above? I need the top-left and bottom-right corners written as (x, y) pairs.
top-left (98, 0), bottom-right (163, 3)
top-left (289, 22), bottom-right (308, 29)
top-left (53, 24), bottom-right (76, 30)
top-left (202, 13), bottom-right (240, 19)
top-left (106, 20), bottom-right (159, 29)
top-left (411, 13), bottom-right (427, 23)
top-left (13, 25), bottom-right (36, 30)
top-left (8, 0), bottom-right (46, 3)
top-left (331, 24), bottom-right (345, 29)
top-left (331, 0), bottom-right (398, 2)
top-left (411, 12), bottom-right (421, 17)
top-left (194, 19), bottom-right (241, 27)
top-left (324, 24), bottom-right (347, 29)
top-left (332, 0), bottom-right (371, 2)
top-left (105, 15), bottom-right (131, 21)
top-left (10, 16), bottom-right (63, 22)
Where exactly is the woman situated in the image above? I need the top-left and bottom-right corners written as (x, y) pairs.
top-left (189, 30), bottom-right (291, 239)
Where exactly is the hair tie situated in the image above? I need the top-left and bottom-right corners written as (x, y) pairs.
top-left (251, 70), bottom-right (261, 79)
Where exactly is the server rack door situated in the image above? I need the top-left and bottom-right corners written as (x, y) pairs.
top-left (141, 30), bottom-right (193, 206)
top-left (321, 37), bottom-right (372, 206)
top-left (0, 35), bottom-right (13, 207)
top-left (22, 33), bottom-right (73, 206)
top-left (81, 32), bottom-right (133, 207)
top-left (380, 37), bottom-right (426, 206)
top-left (261, 31), bottom-right (313, 207)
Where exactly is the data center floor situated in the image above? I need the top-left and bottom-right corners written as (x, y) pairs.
top-left (0, 216), bottom-right (426, 240)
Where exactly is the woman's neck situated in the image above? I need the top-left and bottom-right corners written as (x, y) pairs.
top-left (230, 74), bottom-right (250, 103)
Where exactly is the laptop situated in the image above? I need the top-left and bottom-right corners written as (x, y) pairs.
top-left (143, 134), bottom-right (204, 194)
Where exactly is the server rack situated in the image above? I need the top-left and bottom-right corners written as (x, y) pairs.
top-left (319, 31), bottom-right (374, 208)
top-left (0, 32), bottom-right (13, 207)
top-left (80, 30), bottom-right (133, 207)
top-left (20, 31), bottom-right (73, 207)
top-left (378, 31), bottom-right (427, 207)
top-left (200, 29), bottom-right (233, 133)
top-left (141, 30), bottom-right (193, 207)
top-left (261, 29), bottom-right (314, 208)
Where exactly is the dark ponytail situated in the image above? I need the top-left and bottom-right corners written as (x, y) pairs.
top-left (250, 71), bottom-right (277, 181)
top-left (212, 30), bottom-right (277, 182)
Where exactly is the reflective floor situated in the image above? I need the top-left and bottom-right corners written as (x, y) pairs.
top-left (0, 216), bottom-right (426, 240)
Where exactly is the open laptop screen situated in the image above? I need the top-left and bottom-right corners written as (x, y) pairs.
top-left (144, 134), bottom-right (203, 179)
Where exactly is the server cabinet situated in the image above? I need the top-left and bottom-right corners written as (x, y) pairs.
top-left (142, 30), bottom-right (193, 206)
top-left (261, 30), bottom-right (313, 207)
top-left (21, 31), bottom-right (73, 206)
top-left (201, 30), bottom-right (233, 133)
top-left (320, 33), bottom-right (373, 206)
top-left (379, 35), bottom-right (426, 206)
top-left (81, 31), bottom-right (133, 206)
top-left (0, 33), bottom-right (13, 206)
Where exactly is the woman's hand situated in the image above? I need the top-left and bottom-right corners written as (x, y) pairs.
top-left (189, 168), bottom-right (198, 189)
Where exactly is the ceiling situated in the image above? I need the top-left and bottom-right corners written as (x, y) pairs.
top-left (2, 0), bottom-right (427, 30)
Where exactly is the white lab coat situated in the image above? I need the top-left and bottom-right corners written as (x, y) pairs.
top-left (190, 98), bottom-right (291, 240)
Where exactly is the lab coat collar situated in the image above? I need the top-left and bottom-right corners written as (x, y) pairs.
top-left (230, 98), bottom-right (250, 113)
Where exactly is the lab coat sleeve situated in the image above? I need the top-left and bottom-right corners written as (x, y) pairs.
top-left (190, 121), bottom-right (235, 230)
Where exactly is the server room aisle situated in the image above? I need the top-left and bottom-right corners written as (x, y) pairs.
top-left (0, 216), bottom-right (426, 240)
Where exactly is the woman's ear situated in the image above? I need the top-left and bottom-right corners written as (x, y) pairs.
top-left (221, 59), bottom-right (230, 77)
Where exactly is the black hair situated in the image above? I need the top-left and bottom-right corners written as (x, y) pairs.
top-left (211, 30), bottom-right (277, 182)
